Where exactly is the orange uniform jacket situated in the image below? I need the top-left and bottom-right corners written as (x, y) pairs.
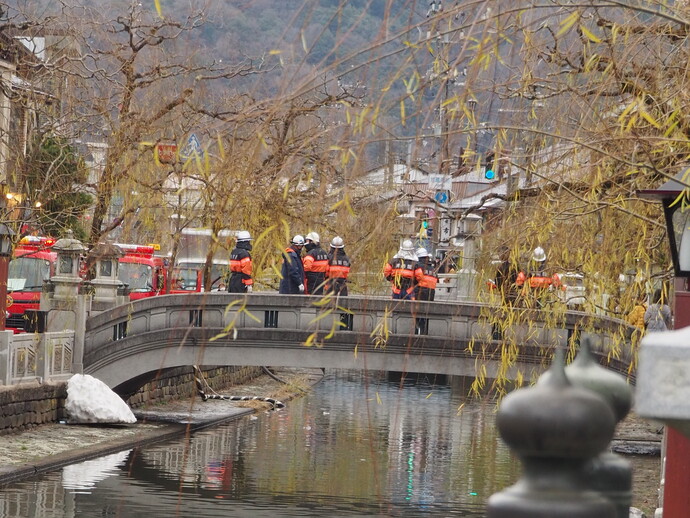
top-left (229, 249), bottom-right (253, 286)
top-left (303, 247), bottom-right (329, 294)
top-left (303, 249), bottom-right (329, 273)
top-left (384, 258), bottom-right (417, 296)
top-left (415, 262), bottom-right (438, 289)
top-left (516, 271), bottom-right (560, 289)
top-left (326, 250), bottom-right (350, 296)
top-left (327, 257), bottom-right (351, 279)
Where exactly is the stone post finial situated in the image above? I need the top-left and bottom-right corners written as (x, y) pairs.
top-left (487, 346), bottom-right (617, 517)
top-left (564, 338), bottom-right (633, 518)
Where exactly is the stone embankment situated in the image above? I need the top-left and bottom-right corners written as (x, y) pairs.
top-left (0, 367), bottom-right (322, 485)
top-left (0, 365), bottom-right (264, 436)
top-left (0, 383), bottom-right (66, 435)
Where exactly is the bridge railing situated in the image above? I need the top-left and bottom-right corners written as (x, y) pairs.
top-left (0, 330), bottom-right (75, 385)
top-left (84, 293), bottom-right (633, 365)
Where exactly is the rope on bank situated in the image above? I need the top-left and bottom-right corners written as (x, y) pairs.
top-left (192, 366), bottom-right (285, 409)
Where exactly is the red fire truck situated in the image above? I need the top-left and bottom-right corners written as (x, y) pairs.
top-left (116, 244), bottom-right (167, 300)
top-left (116, 243), bottom-right (202, 299)
top-left (6, 236), bottom-right (57, 330)
top-left (5, 239), bottom-right (202, 330)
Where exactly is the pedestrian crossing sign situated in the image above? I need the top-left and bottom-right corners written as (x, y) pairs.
top-left (180, 133), bottom-right (202, 160)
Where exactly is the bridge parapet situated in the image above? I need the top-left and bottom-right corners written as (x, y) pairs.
top-left (0, 330), bottom-right (75, 385)
top-left (83, 293), bottom-right (634, 393)
top-left (85, 294), bottom-right (630, 349)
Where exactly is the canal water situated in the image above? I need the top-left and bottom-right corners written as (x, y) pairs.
top-left (0, 369), bottom-right (613, 517)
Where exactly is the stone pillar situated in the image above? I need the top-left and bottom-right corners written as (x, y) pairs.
top-left (71, 295), bottom-right (90, 375)
top-left (635, 325), bottom-right (690, 517)
top-left (0, 330), bottom-right (12, 385)
top-left (562, 338), bottom-right (633, 518)
top-left (88, 242), bottom-right (124, 311)
top-left (487, 347), bottom-right (616, 517)
top-left (39, 231), bottom-right (90, 375)
top-left (35, 333), bottom-right (47, 382)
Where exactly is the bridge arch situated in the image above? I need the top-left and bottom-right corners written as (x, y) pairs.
top-left (83, 293), bottom-right (632, 395)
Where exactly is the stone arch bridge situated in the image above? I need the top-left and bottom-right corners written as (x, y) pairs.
top-left (82, 293), bottom-right (633, 395)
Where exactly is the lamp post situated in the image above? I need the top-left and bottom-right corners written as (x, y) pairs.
top-left (638, 167), bottom-right (690, 517)
top-left (0, 222), bottom-right (15, 331)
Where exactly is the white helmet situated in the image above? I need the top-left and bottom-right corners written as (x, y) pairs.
top-left (401, 239), bottom-right (415, 252)
top-left (416, 247), bottom-right (429, 258)
top-left (532, 246), bottom-right (546, 262)
top-left (305, 232), bottom-right (320, 244)
top-left (331, 236), bottom-right (344, 248)
top-left (236, 230), bottom-right (251, 241)
top-left (292, 234), bottom-right (305, 246)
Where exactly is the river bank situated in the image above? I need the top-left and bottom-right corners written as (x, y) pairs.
top-left (0, 368), bottom-right (322, 485)
top-left (0, 370), bottom-right (662, 516)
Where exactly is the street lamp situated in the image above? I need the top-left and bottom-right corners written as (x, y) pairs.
top-left (639, 168), bottom-right (690, 277)
top-left (638, 167), bottom-right (690, 517)
top-left (0, 222), bottom-right (15, 331)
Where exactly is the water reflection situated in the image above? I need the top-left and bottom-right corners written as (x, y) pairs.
top-left (0, 371), bottom-right (520, 517)
top-left (62, 450), bottom-right (131, 492)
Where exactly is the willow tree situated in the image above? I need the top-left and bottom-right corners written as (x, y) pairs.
top-left (392, 0), bottom-right (690, 393)
top-left (9, 0), bottom-right (673, 386)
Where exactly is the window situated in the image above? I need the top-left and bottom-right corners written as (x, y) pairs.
top-left (59, 256), bottom-right (73, 275)
top-left (99, 260), bottom-right (112, 277)
top-left (8, 257), bottom-right (51, 291)
top-left (119, 263), bottom-right (154, 292)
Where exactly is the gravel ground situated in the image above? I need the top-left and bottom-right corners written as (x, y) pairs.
top-left (613, 412), bottom-right (663, 516)
top-left (0, 370), bottom-right (663, 517)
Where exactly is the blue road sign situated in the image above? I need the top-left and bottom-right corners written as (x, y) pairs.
top-left (434, 190), bottom-right (449, 204)
top-left (180, 133), bottom-right (202, 159)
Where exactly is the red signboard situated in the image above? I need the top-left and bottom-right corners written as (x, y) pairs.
top-left (155, 143), bottom-right (177, 164)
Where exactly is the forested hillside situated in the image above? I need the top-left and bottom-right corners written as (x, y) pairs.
top-left (55, 0), bottom-right (419, 109)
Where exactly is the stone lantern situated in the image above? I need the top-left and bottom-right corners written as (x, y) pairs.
top-left (50, 230), bottom-right (87, 300)
top-left (40, 230), bottom-right (89, 373)
top-left (88, 242), bottom-right (124, 308)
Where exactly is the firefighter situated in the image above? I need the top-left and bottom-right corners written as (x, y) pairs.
top-left (515, 246), bottom-right (561, 307)
top-left (383, 240), bottom-right (418, 300)
top-left (303, 232), bottom-right (329, 295)
top-left (279, 235), bottom-right (306, 294)
top-left (494, 246), bottom-right (519, 305)
top-left (414, 248), bottom-right (438, 301)
top-left (326, 236), bottom-right (351, 296)
top-left (227, 230), bottom-right (253, 293)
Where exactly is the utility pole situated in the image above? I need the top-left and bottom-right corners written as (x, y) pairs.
top-left (441, 78), bottom-right (450, 174)
top-left (427, 3), bottom-right (465, 175)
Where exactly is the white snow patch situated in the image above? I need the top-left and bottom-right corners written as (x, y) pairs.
top-left (65, 374), bottom-right (136, 424)
top-left (641, 324), bottom-right (690, 347)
